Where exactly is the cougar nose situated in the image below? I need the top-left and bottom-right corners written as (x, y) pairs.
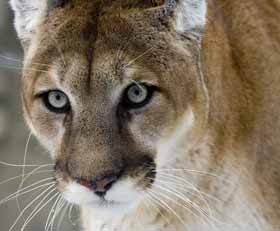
top-left (77, 174), bottom-right (118, 197)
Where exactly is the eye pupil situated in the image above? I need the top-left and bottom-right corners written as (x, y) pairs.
top-left (134, 89), bottom-right (140, 95)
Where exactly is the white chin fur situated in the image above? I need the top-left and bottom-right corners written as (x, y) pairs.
top-left (62, 179), bottom-right (142, 215)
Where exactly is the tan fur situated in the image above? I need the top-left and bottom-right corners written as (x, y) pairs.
top-left (11, 0), bottom-right (280, 230)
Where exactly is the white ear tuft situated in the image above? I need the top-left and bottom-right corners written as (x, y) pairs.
top-left (10, 0), bottom-right (46, 43)
top-left (175, 0), bottom-right (207, 33)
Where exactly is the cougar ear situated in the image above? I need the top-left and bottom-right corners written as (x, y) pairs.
top-left (10, 0), bottom-right (46, 46)
top-left (167, 0), bottom-right (207, 33)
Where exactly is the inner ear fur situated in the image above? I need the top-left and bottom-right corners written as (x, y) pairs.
top-left (10, 0), bottom-right (46, 46)
top-left (117, 0), bottom-right (207, 32)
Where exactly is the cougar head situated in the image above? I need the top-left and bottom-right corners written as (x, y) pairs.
top-left (11, 0), bottom-right (208, 215)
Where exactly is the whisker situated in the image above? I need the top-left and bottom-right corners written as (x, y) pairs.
top-left (145, 191), bottom-right (172, 220)
top-left (49, 196), bottom-right (65, 231)
top-left (115, 44), bottom-right (125, 64)
top-left (151, 182), bottom-right (204, 221)
top-left (115, 39), bottom-right (131, 63)
top-left (0, 65), bottom-right (49, 74)
top-left (46, 196), bottom-right (63, 231)
top-left (0, 54), bottom-right (23, 63)
top-left (68, 204), bottom-right (76, 227)
top-left (149, 187), bottom-right (212, 228)
top-left (152, 181), bottom-right (218, 229)
top-left (143, 192), bottom-right (171, 226)
top-left (0, 170), bottom-right (54, 186)
top-left (21, 164), bottom-right (54, 189)
top-left (130, 79), bottom-right (148, 92)
top-left (155, 172), bottom-right (217, 224)
top-left (8, 185), bottom-right (56, 231)
top-left (155, 172), bottom-right (213, 206)
top-left (0, 182), bottom-right (56, 207)
top-left (124, 47), bottom-right (154, 68)
top-left (20, 192), bottom-right (60, 231)
top-left (21, 133), bottom-right (32, 184)
top-left (153, 174), bottom-right (231, 227)
top-left (45, 194), bottom-right (62, 231)
top-left (56, 202), bottom-right (68, 231)
top-left (0, 54), bottom-right (53, 68)
top-left (0, 178), bottom-right (55, 205)
top-left (147, 189), bottom-right (188, 229)
top-left (155, 173), bottom-right (225, 204)
top-left (156, 171), bottom-right (223, 212)
top-left (16, 133), bottom-right (32, 222)
top-left (0, 161), bottom-right (54, 168)
top-left (21, 187), bottom-right (58, 230)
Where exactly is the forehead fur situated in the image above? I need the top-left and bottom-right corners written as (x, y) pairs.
top-left (49, 0), bottom-right (165, 9)
top-left (11, 0), bottom-right (207, 50)
top-left (99, 0), bottom-right (165, 8)
top-left (31, 0), bottom-right (174, 67)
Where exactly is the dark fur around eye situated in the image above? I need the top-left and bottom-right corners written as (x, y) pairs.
top-left (41, 91), bottom-right (71, 114)
top-left (121, 85), bottom-right (159, 110)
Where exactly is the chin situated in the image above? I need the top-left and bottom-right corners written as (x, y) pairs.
top-left (61, 179), bottom-right (144, 217)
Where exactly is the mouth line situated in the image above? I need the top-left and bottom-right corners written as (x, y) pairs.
top-left (89, 198), bottom-right (125, 208)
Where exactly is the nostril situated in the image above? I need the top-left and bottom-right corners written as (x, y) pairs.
top-left (94, 175), bottom-right (118, 194)
top-left (77, 174), bottom-right (118, 196)
top-left (78, 179), bottom-right (95, 190)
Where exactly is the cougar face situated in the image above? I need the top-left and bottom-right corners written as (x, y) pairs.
top-left (10, 0), bottom-right (280, 229)
top-left (10, 0), bottom-right (208, 214)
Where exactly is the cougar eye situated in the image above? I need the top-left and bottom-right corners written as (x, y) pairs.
top-left (42, 90), bottom-right (70, 113)
top-left (122, 83), bottom-right (155, 109)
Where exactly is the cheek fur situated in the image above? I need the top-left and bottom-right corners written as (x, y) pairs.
top-left (128, 100), bottom-right (175, 149)
top-left (29, 112), bottom-right (65, 157)
top-left (156, 109), bottom-right (195, 168)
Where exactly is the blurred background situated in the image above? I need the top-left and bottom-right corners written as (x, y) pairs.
top-left (0, 1), bottom-right (78, 230)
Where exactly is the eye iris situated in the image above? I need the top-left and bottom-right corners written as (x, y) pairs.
top-left (127, 85), bottom-right (148, 104)
top-left (47, 91), bottom-right (69, 110)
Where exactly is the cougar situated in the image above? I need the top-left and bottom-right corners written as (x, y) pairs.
top-left (10, 0), bottom-right (280, 230)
